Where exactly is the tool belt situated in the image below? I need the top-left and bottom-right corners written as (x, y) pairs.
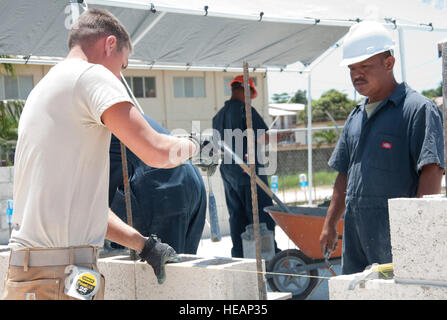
top-left (9, 246), bottom-right (98, 269)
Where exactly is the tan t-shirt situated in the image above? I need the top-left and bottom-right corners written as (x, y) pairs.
top-left (365, 100), bottom-right (382, 117)
top-left (9, 59), bottom-right (133, 248)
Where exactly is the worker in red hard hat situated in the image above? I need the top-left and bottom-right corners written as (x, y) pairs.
top-left (212, 75), bottom-right (279, 258)
top-left (229, 75), bottom-right (258, 99)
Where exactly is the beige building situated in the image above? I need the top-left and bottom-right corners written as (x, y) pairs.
top-left (0, 63), bottom-right (273, 240)
top-left (1, 64), bottom-right (271, 132)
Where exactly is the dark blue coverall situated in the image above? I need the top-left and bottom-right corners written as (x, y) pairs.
top-left (108, 114), bottom-right (207, 254)
top-left (212, 98), bottom-right (278, 258)
top-left (329, 82), bottom-right (445, 274)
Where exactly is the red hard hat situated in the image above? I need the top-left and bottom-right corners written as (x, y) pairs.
top-left (230, 75), bottom-right (258, 99)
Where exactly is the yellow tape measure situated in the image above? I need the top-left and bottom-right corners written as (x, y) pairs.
top-left (371, 263), bottom-right (394, 278)
top-left (64, 265), bottom-right (101, 300)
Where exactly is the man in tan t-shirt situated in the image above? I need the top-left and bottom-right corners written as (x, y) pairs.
top-left (3, 8), bottom-right (200, 300)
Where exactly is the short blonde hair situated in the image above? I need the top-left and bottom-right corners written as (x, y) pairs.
top-left (68, 8), bottom-right (132, 52)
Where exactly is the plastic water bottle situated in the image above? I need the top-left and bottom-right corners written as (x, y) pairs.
top-left (271, 175), bottom-right (278, 194)
top-left (299, 174), bottom-right (308, 188)
top-left (6, 200), bottom-right (13, 234)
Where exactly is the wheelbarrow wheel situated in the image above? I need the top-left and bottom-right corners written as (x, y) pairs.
top-left (267, 249), bottom-right (318, 300)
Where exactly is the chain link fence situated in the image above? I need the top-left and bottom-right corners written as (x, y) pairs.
top-left (267, 126), bottom-right (342, 206)
top-left (0, 143), bottom-right (15, 167)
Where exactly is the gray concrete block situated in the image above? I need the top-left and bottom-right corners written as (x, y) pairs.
top-left (0, 251), bottom-right (9, 297)
top-left (329, 273), bottom-right (447, 300)
top-left (388, 198), bottom-right (447, 283)
top-left (0, 252), bottom-right (269, 300)
top-left (0, 168), bottom-right (11, 184)
top-left (0, 229), bottom-right (10, 246)
top-left (97, 255), bottom-right (136, 300)
top-left (98, 254), bottom-right (263, 300)
top-left (0, 213), bottom-right (7, 230)
top-left (135, 254), bottom-right (262, 300)
top-left (0, 183), bottom-right (13, 200)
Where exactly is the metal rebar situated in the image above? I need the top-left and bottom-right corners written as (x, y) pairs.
top-left (120, 142), bottom-right (136, 261)
top-left (243, 61), bottom-right (267, 300)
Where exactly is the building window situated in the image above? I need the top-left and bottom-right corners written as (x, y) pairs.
top-left (0, 75), bottom-right (33, 99)
top-left (123, 76), bottom-right (156, 98)
top-left (173, 77), bottom-right (205, 98)
top-left (224, 76), bottom-right (257, 97)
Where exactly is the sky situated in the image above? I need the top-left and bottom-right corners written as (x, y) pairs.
top-left (267, 27), bottom-right (446, 102)
top-left (264, 0), bottom-right (447, 101)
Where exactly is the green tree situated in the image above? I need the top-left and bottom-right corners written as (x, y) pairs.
top-left (271, 90), bottom-right (307, 104)
top-left (271, 92), bottom-right (291, 103)
top-left (297, 89), bottom-right (357, 124)
top-left (0, 100), bottom-right (24, 144)
top-left (0, 55), bottom-right (15, 76)
top-left (290, 89), bottom-right (307, 105)
top-left (313, 124), bottom-right (340, 147)
top-left (421, 82), bottom-right (442, 99)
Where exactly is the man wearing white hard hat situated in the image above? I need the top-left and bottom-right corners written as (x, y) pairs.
top-left (319, 21), bottom-right (445, 274)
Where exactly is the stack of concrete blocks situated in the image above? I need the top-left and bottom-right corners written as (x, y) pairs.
top-left (329, 197), bottom-right (447, 299)
top-left (0, 251), bottom-right (8, 295)
top-left (98, 254), bottom-right (265, 299)
top-left (199, 166), bottom-right (230, 239)
top-left (0, 167), bottom-right (13, 245)
top-left (0, 252), bottom-right (268, 300)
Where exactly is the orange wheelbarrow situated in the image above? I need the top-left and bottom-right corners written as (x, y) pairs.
top-left (264, 205), bottom-right (344, 300)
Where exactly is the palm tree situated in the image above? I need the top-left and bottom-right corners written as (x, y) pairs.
top-left (0, 100), bottom-right (23, 142)
top-left (0, 55), bottom-right (15, 76)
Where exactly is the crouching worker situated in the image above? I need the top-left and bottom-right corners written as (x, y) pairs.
top-left (108, 114), bottom-right (207, 255)
top-left (2, 8), bottom-right (203, 300)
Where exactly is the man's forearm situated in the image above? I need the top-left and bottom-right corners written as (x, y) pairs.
top-left (417, 163), bottom-right (444, 197)
top-left (319, 172), bottom-right (347, 254)
top-left (325, 173), bottom-right (347, 226)
top-left (105, 209), bottom-right (146, 252)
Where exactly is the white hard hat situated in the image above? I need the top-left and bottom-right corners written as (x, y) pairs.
top-left (340, 21), bottom-right (395, 67)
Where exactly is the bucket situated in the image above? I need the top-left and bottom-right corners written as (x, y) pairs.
top-left (241, 223), bottom-right (275, 262)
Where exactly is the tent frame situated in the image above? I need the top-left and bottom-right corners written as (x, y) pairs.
top-left (2, 0), bottom-right (445, 206)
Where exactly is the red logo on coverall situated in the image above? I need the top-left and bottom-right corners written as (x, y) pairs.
top-left (381, 142), bottom-right (392, 149)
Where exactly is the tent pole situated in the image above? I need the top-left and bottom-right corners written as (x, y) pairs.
top-left (397, 27), bottom-right (407, 82)
top-left (243, 61), bottom-right (267, 301)
top-left (306, 72), bottom-right (313, 206)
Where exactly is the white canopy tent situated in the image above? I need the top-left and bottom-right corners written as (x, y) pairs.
top-left (0, 0), bottom-right (445, 205)
top-left (269, 103), bottom-right (305, 112)
top-left (268, 108), bottom-right (297, 117)
top-left (268, 103), bottom-right (304, 129)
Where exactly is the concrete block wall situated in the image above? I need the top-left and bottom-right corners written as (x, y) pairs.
top-left (99, 254), bottom-right (263, 300)
top-left (329, 275), bottom-right (447, 300)
top-left (0, 252), bottom-right (264, 300)
top-left (388, 198), bottom-right (447, 284)
top-left (329, 197), bottom-right (447, 299)
top-left (0, 251), bottom-right (9, 296)
top-left (0, 167), bottom-right (13, 245)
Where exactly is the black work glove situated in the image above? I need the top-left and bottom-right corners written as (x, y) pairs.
top-left (190, 134), bottom-right (219, 170)
top-left (138, 235), bottom-right (180, 284)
